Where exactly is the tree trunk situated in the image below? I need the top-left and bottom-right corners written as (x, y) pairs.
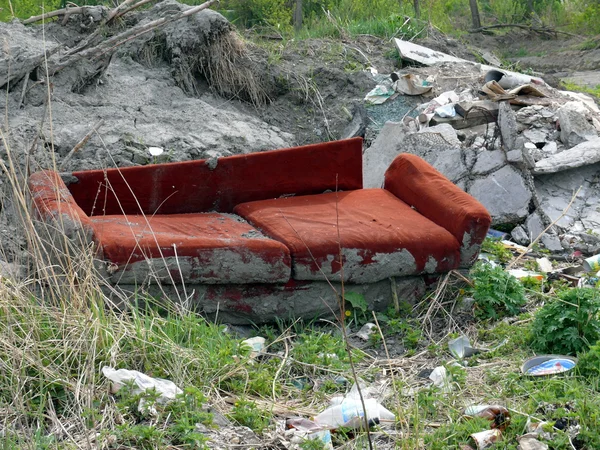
top-left (293, 0), bottom-right (302, 32)
top-left (413, 0), bottom-right (420, 19)
top-left (469, 0), bottom-right (481, 29)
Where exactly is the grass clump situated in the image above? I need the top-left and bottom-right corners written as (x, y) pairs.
top-left (529, 287), bottom-right (600, 355)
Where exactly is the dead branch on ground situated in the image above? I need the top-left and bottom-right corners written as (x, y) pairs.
top-left (23, 5), bottom-right (105, 24)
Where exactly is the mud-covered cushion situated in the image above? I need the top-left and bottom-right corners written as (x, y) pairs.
top-left (89, 213), bottom-right (291, 284)
top-left (234, 189), bottom-right (461, 283)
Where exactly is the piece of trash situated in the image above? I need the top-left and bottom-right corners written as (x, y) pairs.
top-left (583, 253), bottom-right (600, 272)
top-left (367, 67), bottom-right (378, 76)
top-left (435, 104), bottom-right (456, 118)
top-left (356, 323), bottom-right (377, 341)
top-left (487, 229), bottom-right (508, 239)
top-left (242, 336), bottom-right (266, 359)
top-left (286, 418), bottom-right (334, 450)
top-left (449, 335), bottom-right (486, 359)
top-left (464, 405), bottom-right (511, 430)
top-left (148, 146), bottom-right (164, 156)
top-left (522, 355), bottom-right (577, 376)
top-left (536, 257), bottom-right (553, 274)
top-left (392, 73), bottom-right (433, 96)
top-left (525, 418), bottom-right (553, 440)
top-left (470, 428), bottom-right (502, 449)
top-left (364, 84), bottom-right (396, 104)
top-left (102, 366), bottom-right (182, 400)
top-left (102, 366), bottom-right (182, 415)
top-left (517, 435), bottom-right (549, 450)
top-left (314, 382), bottom-right (395, 430)
top-left (478, 253), bottom-right (498, 267)
top-left (429, 366), bottom-right (453, 393)
top-left (501, 240), bottom-right (531, 253)
top-left (484, 69), bottom-right (544, 89)
top-left (508, 269), bottom-right (544, 281)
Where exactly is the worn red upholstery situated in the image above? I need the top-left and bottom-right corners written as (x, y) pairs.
top-left (89, 213), bottom-right (291, 284)
top-left (29, 170), bottom-right (94, 240)
top-left (234, 189), bottom-right (460, 283)
top-left (65, 138), bottom-right (363, 216)
top-left (384, 154), bottom-right (491, 268)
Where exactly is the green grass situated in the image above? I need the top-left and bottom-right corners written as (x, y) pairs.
top-left (560, 80), bottom-right (600, 98)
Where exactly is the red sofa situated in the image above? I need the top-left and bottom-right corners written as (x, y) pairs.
top-left (28, 138), bottom-right (491, 323)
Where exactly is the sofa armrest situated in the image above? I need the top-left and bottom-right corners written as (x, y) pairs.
top-left (384, 153), bottom-right (491, 268)
top-left (29, 170), bottom-right (95, 244)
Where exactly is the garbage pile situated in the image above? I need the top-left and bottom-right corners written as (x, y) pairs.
top-left (363, 39), bottom-right (600, 262)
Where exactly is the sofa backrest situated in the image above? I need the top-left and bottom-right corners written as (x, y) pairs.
top-left (63, 138), bottom-right (363, 216)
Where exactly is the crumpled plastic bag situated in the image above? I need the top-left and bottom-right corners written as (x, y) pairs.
top-left (102, 366), bottom-right (183, 414)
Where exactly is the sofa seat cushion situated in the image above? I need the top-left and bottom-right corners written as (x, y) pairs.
top-left (234, 189), bottom-right (461, 283)
top-left (89, 213), bottom-right (291, 284)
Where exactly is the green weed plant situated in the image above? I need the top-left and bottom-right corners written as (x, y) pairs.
top-left (470, 262), bottom-right (526, 320)
top-left (530, 287), bottom-right (600, 355)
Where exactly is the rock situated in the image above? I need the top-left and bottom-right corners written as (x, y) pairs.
top-left (472, 150), bottom-right (506, 175)
top-left (468, 165), bottom-right (532, 225)
top-left (363, 121), bottom-right (408, 188)
top-left (507, 149), bottom-right (524, 165)
top-left (511, 225), bottom-right (530, 245)
top-left (523, 128), bottom-right (548, 145)
top-left (341, 103), bottom-right (368, 139)
top-left (516, 106), bottom-right (543, 125)
top-left (419, 123), bottom-right (461, 147)
top-left (525, 213), bottom-right (546, 241)
top-left (364, 122), bottom-right (466, 187)
top-left (557, 103), bottom-right (597, 148)
top-left (498, 102), bottom-right (518, 150)
top-left (541, 234), bottom-right (564, 252)
top-left (533, 137), bottom-right (600, 174)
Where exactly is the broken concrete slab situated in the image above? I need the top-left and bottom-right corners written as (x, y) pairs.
top-left (468, 165), bottom-right (532, 225)
top-left (557, 103), bottom-right (598, 148)
top-left (363, 121), bottom-right (408, 188)
top-left (498, 102), bottom-right (518, 150)
top-left (533, 137), bottom-right (600, 174)
top-left (472, 150), bottom-right (506, 175)
top-left (455, 100), bottom-right (499, 119)
top-left (525, 213), bottom-right (546, 241)
top-left (541, 234), bottom-right (564, 252)
top-left (511, 225), bottom-right (530, 245)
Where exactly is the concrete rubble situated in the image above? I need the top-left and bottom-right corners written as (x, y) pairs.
top-left (363, 51), bottom-right (600, 255)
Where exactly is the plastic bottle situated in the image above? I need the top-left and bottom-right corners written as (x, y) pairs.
top-left (314, 398), bottom-right (394, 430)
top-left (464, 405), bottom-right (511, 430)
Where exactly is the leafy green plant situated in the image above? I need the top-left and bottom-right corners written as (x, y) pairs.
top-left (470, 263), bottom-right (526, 320)
top-left (228, 398), bottom-right (271, 433)
top-left (530, 288), bottom-right (600, 355)
top-left (578, 341), bottom-right (600, 381)
top-left (480, 237), bottom-right (513, 264)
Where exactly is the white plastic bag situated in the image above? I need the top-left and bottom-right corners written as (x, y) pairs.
top-left (102, 366), bottom-right (182, 403)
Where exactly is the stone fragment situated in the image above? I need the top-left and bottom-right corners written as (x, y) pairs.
top-left (511, 225), bottom-right (530, 245)
top-left (525, 213), bottom-right (545, 241)
top-left (472, 150), bottom-right (506, 175)
top-left (498, 102), bottom-right (518, 150)
top-left (468, 165), bottom-right (532, 224)
top-left (533, 137), bottom-right (600, 174)
top-left (557, 103), bottom-right (597, 148)
top-left (523, 128), bottom-right (548, 145)
top-left (341, 103), bottom-right (368, 139)
top-left (363, 121), bottom-right (408, 188)
top-left (506, 149), bottom-right (523, 164)
top-left (541, 234), bottom-right (564, 252)
top-left (516, 106), bottom-right (543, 125)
